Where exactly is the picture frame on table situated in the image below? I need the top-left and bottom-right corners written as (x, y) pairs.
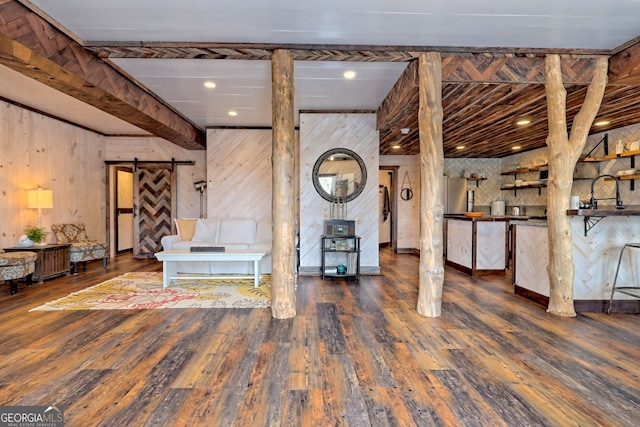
top-left (335, 239), bottom-right (350, 251)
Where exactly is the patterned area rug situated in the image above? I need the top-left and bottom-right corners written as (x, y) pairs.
top-left (30, 272), bottom-right (271, 311)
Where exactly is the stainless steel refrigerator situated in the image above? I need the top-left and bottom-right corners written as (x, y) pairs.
top-left (442, 177), bottom-right (468, 214)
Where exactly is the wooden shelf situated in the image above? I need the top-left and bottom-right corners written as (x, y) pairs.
top-left (500, 165), bottom-right (547, 176)
top-left (581, 149), bottom-right (640, 162)
top-left (605, 174), bottom-right (640, 181)
top-left (467, 177), bottom-right (487, 187)
top-left (501, 184), bottom-right (546, 190)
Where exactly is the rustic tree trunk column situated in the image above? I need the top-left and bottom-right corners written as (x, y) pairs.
top-left (545, 55), bottom-right (608, 317)
top-left (271, 49), bottom-right (296, 319)
top-left (416, 52), bottom-right (445, 317)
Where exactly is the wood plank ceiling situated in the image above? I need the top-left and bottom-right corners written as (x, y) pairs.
top-left (377, 46), bottom-right (640, 157)
top-left (1, 0), bottom-right (640, 158)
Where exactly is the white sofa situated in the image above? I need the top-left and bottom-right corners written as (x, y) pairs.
top-left (160, 218), bottom-right (272, 274)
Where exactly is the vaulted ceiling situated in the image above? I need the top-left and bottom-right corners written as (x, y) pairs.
top-left (0, 0), bottom-right (639, 158)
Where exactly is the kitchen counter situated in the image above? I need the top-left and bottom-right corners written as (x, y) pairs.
top-left (512, 216), bottom-right (640, 312)
top-left (445, 217), bottom-right (509, 275)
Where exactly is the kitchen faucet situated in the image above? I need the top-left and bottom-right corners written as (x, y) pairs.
top-left (589, 174), bottom-right (624, 209)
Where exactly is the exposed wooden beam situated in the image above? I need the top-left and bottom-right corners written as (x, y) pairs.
top-left (609, 40), bottom-right (640, 85)
top-left (0, 0), bottom-right (204, 150)
top-left (85, 40), bottom-right (610, 62)
top-left (441, 56), bottom-right (598, 84)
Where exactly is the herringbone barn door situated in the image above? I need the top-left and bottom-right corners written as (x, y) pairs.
top-left (133, 166), bottom-right (175, 258)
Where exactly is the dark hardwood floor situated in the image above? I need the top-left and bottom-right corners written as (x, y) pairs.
top-left (1, 249), bottom-right (638, 426)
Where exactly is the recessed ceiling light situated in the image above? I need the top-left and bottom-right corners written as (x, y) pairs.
top-left (594, 120), bottom-right (610, 126)
top-left (456, 146), bottom-right (465, 150)
top-left (392, 145), bottom-right (401, 149)
top-left (204, 81), bottom-right (216, 89)
top-left (228, 111), bottom-right (238, 117)
top-left (343, 70), bottom-right (356, 79)
top-left (400, 128), bottom-right (410, 135)
top-left (512, 146), bottom-right (522, 150)
top-left (516, 119), bottom-right (531, 126)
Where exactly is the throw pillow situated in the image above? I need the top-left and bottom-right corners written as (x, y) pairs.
top-left (175, 219), bottom-right (197, 241)
top-left (51, 223), bottom-right (88, 244)
top-left (192, 219), bottom-right (217, 242)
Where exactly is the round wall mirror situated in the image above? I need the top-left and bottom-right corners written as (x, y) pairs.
top-left (312, 148), bottom-right (367, 202)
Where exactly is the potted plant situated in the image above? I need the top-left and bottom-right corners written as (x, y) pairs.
top-left (25, 226), bottom-right (47, 245)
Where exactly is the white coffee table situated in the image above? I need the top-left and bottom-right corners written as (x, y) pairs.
top-left (154, 250), bottom-right (267, 288)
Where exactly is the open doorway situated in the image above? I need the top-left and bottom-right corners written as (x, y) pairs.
top-left (379, 166), bottom-right (398, 253)
top-left (114, 167), bottom-right (134, 254)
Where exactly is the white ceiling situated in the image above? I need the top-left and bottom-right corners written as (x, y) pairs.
top-left (3, 0), bottom-right (639, 135)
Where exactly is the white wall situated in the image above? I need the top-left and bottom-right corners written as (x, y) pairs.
top-left (300, 113), bottom-right (380, 274)
top-left (206, 129), bottom-right (273, 223)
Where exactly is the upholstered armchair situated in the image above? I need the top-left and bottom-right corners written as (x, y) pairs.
top-left (51, 223), bottom-right (107, 274)
top-left (0, 251), bottom-right (36, 294)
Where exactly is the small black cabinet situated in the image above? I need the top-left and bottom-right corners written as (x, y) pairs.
top-left (321, 235), bottom-right (360, 281)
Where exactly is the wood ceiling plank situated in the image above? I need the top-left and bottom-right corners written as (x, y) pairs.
top-left (609, 41), bottom-right (640, 85)
top-left (0, 0), bottom-right (204, 150)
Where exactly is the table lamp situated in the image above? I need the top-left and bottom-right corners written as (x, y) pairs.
top-left (27, 187), bottom-right (53, 230)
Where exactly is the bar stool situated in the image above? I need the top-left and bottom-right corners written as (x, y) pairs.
top-left (608, 243), bottom-right (640, 314)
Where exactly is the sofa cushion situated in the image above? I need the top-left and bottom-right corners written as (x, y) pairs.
top-left (174, 218), bottom-right (197, 241)
top-left (69, 241), bottom-right (107, 263)
top-left (255, 219), bottom-right (272, 243)
top-left (218, 219), bottom-right (256, 244)
top-left (192, 219), bottom-right (219, 242)
top-left (223, 244), bottom-right (250, 251)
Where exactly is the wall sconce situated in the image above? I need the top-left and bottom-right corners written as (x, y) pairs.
top-left (27, 187), bottom-right (53, 229)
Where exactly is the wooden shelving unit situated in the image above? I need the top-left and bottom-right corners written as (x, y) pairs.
top-left (581, 149), bottom-right (639, 190)
top-left (321, 235), bottom-right (360, 281)
top-left (500, 164), bottom-right (547, 195)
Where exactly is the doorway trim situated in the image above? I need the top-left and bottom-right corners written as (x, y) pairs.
top-left (379, 166), bottom-right (399, 253)
top-left (114, 166), bottom-right (134, 254)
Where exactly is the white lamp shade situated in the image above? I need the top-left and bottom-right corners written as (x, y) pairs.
top-left (27, 188), bottom-right (53, 209)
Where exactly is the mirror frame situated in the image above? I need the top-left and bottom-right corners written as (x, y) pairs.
top-left (312, 148), bottom-right (367, 202)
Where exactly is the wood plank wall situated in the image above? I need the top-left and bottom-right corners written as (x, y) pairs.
top-left (299, 113), bottom-right (380, 274)
top-left (206, 129), bottom-right (273, 224)
top-left (0, 100), bottom-right (105, 249)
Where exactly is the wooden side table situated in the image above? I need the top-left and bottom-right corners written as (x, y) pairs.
top-left (4, 244), bottom-right (71, 284)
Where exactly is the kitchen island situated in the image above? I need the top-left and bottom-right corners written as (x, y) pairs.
top-left (445, 216), bottom-right (511, 275)
top-left (512, 209), bottom-right (640, 312)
